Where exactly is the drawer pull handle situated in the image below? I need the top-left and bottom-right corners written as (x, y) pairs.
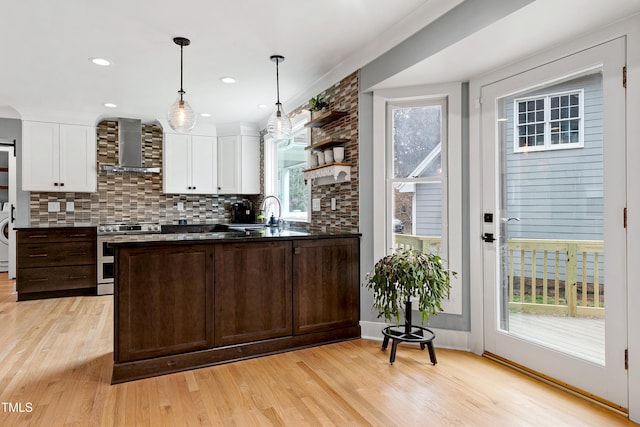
top-left (68, 275), bottom-right (88, 280)
top-left (69, 252), bottom-right (88, 256)
top-left (28, 278), bottom-right (49, 282)
top-left (69, 234), bottom-right (88, 238)
top-left (28, 254), bottom-right (48, 258)
top-left (27, 235), bottom-right (48, 239)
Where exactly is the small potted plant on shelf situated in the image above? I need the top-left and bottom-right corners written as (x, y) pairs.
top-left (309, 94), bottom-right (329, 118)
top-left (364, 248), bottom-right (455, 364)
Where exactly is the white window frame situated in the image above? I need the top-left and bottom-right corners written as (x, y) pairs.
top-left (264, 111), bottom-right (311, 222)
top-left (513, 89), bottom-right (585, 153)
top-left (372, 83), bottom-right (462, 315)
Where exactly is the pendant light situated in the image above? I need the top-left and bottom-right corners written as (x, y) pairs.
top-left (167, 37), bottom-right (196, 133)
top-left (266, 55), bottom-right (292, 141)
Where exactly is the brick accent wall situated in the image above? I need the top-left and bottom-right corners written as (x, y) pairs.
top-left (293, 71), bottom-right (359, 233)
top-left (29, 120), bottom-right (261, 227)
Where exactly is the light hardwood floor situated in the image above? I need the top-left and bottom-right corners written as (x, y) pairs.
top-left (0, 274), bottom-right (636, 426)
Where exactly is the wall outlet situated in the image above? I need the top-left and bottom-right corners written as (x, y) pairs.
top-left (331, 198), bottom-right (336, 210)
top-left (312, 198), bottom-right (321, 211)
top-left (48, 202), bottom-right (60, 212)
top-left (66, 201), bottom-right (74, 212)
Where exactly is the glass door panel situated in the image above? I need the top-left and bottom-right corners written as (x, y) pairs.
top-left (481, 38), bottom-right (627, 407)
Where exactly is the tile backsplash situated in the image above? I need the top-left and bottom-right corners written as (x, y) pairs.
top-left (29, 120), bottom-right (261, 227)
top-left (292, 70), bottom-right (360, 234)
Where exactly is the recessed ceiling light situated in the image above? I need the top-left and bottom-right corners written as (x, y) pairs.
top-left (90, 57), bottom-right (112, 66)
top-left (104, 103), bottom-right (117, 108)
top-left (200, 113), bottom-right (212, 117)
top-left (220, 76), bottom-right (236, 84)
top-left (258, 104), bottom-right (267, 109)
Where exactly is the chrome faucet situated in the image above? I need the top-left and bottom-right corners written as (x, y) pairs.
top-left (261, 195), bottom-right (282, 226)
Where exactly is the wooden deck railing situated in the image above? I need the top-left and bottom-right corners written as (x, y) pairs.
top-left (394, 234), bottom-right (604, 318)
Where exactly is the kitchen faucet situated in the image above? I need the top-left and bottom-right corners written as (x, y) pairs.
top-left (261, 195), bottom-right (282, 226)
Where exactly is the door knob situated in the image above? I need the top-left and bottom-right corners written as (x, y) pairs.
top-left (501, 217), bottom-right (521, 222)
top-left (482, 233), bottom-right (495, 242)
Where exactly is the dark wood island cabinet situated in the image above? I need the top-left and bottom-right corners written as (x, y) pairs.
top-left (293, 238), bottom-right (360, 335)
top-left (214, 241), bottom-right (293, 346)
top-left (111, 231), bottom-right (360, 383)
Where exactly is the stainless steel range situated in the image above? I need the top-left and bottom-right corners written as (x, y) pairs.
top-left (97, 222), bottom-right (161, 295)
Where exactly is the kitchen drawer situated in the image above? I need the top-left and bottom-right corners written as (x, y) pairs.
top-left (18, 241), bottom-right (96, 268)
top-left (17, 265), bottom-right (96, 293)
top-left (18, 227), bottom-right (96, 244)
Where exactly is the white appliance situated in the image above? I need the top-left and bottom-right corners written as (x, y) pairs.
top-left (96, 222), bottom-right (161, 295)
top-left (0, 207), bottom-right (9, 272)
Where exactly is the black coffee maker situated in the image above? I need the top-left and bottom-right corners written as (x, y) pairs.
top-left (231, 201), bottom-right (255, 223)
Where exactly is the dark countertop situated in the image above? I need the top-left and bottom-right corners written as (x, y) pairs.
top-left (104, 228), bottom-right (360, 247)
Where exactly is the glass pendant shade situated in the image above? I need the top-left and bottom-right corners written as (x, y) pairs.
top-left (267, 103), bottom-right (292, 141)
top-left (168, 96), bottom-right (196, 132)
top-left (168, 37), bottom-right (196, 133)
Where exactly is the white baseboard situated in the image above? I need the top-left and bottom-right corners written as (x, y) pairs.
top-left (359, 321), bottom-right (470, 351)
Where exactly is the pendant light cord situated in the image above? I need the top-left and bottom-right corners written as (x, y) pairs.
top-left (179, 43), bottom-right (185, 100)
top-left (275, 57), bottom-right (281, 109)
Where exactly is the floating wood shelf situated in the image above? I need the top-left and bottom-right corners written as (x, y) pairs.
top-left (303, 163), bottom-right (351, 186)
top-left (305, 137), bottom-right (350, 151)
top-left (304, 110), bottom-right (347, 128)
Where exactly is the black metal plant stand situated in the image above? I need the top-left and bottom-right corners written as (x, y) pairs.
top-left (381, 299), bottom-right (437, 365)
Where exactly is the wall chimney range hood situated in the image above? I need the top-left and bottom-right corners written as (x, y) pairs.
top-left (99, 118), bottom-right (160, 174)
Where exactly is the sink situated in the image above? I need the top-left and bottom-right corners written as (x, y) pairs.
top-left (227, 223), bottom-right (266, 231)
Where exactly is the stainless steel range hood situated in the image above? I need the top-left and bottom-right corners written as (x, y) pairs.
top-left (99, 118), bottom-right (160, 174)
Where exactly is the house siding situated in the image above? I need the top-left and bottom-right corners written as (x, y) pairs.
top-left (503, 72), bottom-right (604, 282)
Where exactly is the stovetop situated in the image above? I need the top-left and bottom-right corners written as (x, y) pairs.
top-left (97, 222), bottom-right (161, 235)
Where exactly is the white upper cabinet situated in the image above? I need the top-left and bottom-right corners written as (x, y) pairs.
top-left (217, 135), bottom-right (260, 195)
top-left (22, 121), bottom-right (96, 192)
top-left (163, 133), bottom-right (217, 194)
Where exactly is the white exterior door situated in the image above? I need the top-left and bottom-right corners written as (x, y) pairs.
top-left (481, 39), bottom-right (628, 408)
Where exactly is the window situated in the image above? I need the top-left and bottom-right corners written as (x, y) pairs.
top-left (373, 83), bottom-right (463, 316)
top-left (514, 90), bottom-right (584, 152)
top-left (264, 113), bottom-right (310, 222)
top-left (387, 99), bottom-right (446, 255)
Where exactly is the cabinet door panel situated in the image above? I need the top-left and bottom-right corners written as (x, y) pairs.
top-left (293, 238), bottom-right (360, 335)
top-left (116, 245), bottom-right (214, 362)
top-left (18, 241), bottom-right (96, 268)
top-left (214, 241), bottom-right (292, 346)
top-left (216, 136), bottom-right (239, 194)
top-left (18, 265), bottom-right (96, 292)
top-left (191, 135), bottom-right (217, 194)
top-left (240, 136), bottom-right (260, 194)
top-left (163, 133), bottom-right (191, 193)
top-left (22, 121), bottom-right (59, 191)
top-left (59, 124), bottom-right (96, 192)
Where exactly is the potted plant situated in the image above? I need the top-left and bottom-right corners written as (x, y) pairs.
top-left (309, 94), bottom-right (329, 118)
top-left (364, 248), bottom-right (455, 364)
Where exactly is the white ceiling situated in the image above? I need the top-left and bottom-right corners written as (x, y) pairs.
top-left (0, 0), bottom-right (461, 130)
top-left (2, 0), bottom-right (638, 133)
top-left (373, 0), bottom-right (640, 89)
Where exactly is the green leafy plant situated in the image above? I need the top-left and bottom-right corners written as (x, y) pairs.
top-left (364, 249), bottom-right (455, 324)
top-left (309, 94), bottom-right (329, 112)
